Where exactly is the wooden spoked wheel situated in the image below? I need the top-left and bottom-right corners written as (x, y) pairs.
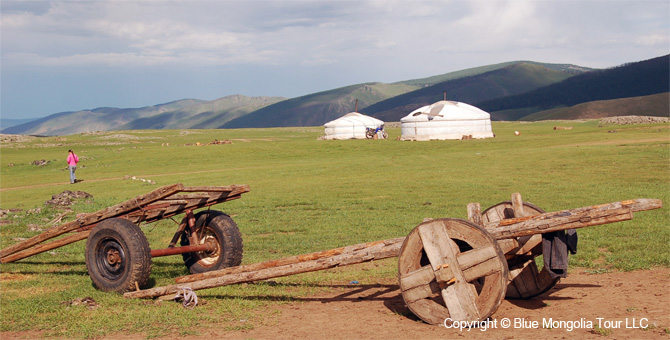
top-left (398, 218), bottom-right (508, 325)
top-left (482, 201), bottom-right (559, 299)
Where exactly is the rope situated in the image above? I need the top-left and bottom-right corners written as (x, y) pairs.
top-left (174, 287), bottom-right (198, 309)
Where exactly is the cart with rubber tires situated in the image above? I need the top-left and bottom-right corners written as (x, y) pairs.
top-left (0, 183), bottom-right (249, 293)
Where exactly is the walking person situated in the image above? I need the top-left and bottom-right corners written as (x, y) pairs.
top-left (67, 149), bottom-right (79, 184)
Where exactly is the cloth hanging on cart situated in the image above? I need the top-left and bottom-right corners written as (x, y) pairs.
top-left (542, 229), bottom-right (578, 279)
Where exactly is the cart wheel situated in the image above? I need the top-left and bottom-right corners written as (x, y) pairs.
top-left (398, 218), bottom-right (508, 325)
top-left (180, 210), bottom-right (243, 274)
top-left (85, 218), bottom-right (151, 293)
top-left (482, 201), bottom-right (559, 299)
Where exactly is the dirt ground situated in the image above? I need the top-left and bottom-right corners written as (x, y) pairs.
top-left (3, 267), bottom-right (668, 340)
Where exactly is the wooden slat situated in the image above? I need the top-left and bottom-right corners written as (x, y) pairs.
top-left (180, 185), bottom-right (250, 193)
top-left (467, 202), bottom-right (482, 225)
top-left (0, 183), bottom-right (184, 260)
top-left (177, 237), bottom-right (405, 283)
top-left (511, 193), bottom-right (525, 218)
top-left (401, 280), bottom-right (441, 303)
top-left (0, 231), bottom-right (91, 263)
top-left (126, 237), bottom-right (404, 299)
top-left (399, 265), bottom-right (435, 291)
top-left (483, 199), bottom-right (663, 240)
top-left (418, 222), bottom-right (480, 321)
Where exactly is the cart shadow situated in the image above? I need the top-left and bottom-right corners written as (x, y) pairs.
top-left (200, 282), bottom-right (421, 321)
top-left (505, 282), bottom-right (602, 310)
top-left (198, 280), bottom-right (603, 318)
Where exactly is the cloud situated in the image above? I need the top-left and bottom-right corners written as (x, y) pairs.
top-left (1, 0), bottom-right (668, 119)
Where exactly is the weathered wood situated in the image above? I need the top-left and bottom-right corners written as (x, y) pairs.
top-left (176, 237), bottom-right (405, 284)
top-left (482, 200), bottom-right (558, 299)
top-left (0, 230), bottom-right (91, 263)
top-left (511, 192), bottom-right (525, 218)
top-left (487, 204), bottom-right (639, 239)
top-left (467, 202), bottom-right (482, 225)
top-left (0, 183), bottom-right (184, 260)
top-left (418, 221), bottom-right (480, 322)
top-left (181, 185), bottom-right (250, 194)
top-left (398, 219), bottom-right (508, 325)
top-left (125, 237), bottom-right (405, 299)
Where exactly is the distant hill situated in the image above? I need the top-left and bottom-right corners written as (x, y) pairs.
top-left (222, 82), bottom-right (419, 128)
top-left (479, 55), bottom-right (670, 120)
top-left (119, 95), bottom-right (284, 130)
top-left (362, 62), bottom-right (583, 121)
top-left (0, 118), bottom-right (37, 130)
top-left (397, 61), bottom-right (590, 87)
top-left (520, 92), bottom-right (670, 121)
top-left (3, 96), bottom-right (284, 136)
top-left (3, 55), bottom-right (666, 136)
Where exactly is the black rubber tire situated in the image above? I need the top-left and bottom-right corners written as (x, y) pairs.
top-left (85, 218), bottom-right (151, 293)
top-left (180, 210), bottom-right (243, 274)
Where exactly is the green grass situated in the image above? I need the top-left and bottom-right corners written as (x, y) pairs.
top-left (0, 120), bottom-right (668, 338)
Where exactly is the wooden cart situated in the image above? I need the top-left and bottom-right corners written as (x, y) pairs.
top-left (0, 187), bottom-right (662, 326)
top-left (0, 183), bottom-right (250, 293)
top-left (121, 193), bottom-right (661, 326)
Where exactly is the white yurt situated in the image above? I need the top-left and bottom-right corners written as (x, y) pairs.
top-left (400, 100), bottom-right (494, 141)
top-left (323, 112), bottom-right (385, 140)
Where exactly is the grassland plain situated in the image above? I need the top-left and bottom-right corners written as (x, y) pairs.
top-left (0, 120), bottom-right (668, 339)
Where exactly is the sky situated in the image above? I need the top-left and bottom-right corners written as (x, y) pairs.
top-left (1, 0), bottom-right (669, 120)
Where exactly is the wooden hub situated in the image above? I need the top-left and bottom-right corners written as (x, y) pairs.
top-left (398, 218), bottom-right (508, 325)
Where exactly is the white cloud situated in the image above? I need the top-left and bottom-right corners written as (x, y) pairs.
top-left (1, 0), bottom-right (668, 119)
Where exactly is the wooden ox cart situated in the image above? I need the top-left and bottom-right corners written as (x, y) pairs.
top-left (0, 186), bottom-right (662, 326)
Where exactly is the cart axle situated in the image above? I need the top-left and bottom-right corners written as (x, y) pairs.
top-left (150, 241), bottom-right (217, 258)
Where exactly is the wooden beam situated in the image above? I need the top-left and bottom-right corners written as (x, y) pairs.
top-left (0, 183), bottom-right (184, 260)
top-left (1, 231), bottom-right (91, 263)
top-left (486, 199), bottom-right (662, 239)
top-left (124, 237), bottom-right (404, 299)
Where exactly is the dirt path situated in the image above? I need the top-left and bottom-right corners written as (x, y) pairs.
top-left (3, 267), bottom-right (667, 340)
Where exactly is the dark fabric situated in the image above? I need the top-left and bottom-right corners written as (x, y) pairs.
top-left (542, 229), bottom-right (578, 279)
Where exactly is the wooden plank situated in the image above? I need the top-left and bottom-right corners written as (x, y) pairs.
top-left (125, 237), bottom-right (404, 299)
top-left (467, 202), bottom-right (482, 225)
top-left (511, 193), bottom-right (525, 218)
top-left (418, 222), bottom-right (480, 321)
top-left (0, 231), bottom-right (91, 263)
top-left (462, 256), bottom-right (502, 282)
top-left (484, 199), bottom-right (662, 240)
top-left (177, 237), bottom-right (405, 284)
top-left (401, 280), bottom-right (441, 303)
top-left (180, 185), bottom-right (250, 194)
top-left (399, 265), bottom-right (435, 291)
top-left (0, 183), bottom-right (184, 259)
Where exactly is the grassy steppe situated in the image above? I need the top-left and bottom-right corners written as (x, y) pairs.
top-left (0, 121), bottom-right (668, 338)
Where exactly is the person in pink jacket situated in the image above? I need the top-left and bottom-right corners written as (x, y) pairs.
top-left (67, 149), bottom-right (79, 184)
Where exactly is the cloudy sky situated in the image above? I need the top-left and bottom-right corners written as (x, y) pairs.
top-left (1, 0), bottom-right (668, 120)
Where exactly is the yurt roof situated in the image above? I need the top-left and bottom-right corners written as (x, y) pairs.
top-left (401, 101), bottom-right (490, 122)
top-left (324, 112), bottom-right (384, 127)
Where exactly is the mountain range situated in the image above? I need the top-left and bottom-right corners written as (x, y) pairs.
top-left (3, 55), bottom-right (668, 136)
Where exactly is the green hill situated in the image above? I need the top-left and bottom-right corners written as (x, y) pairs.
top-left (3, 96), bottom-right (283, 136)
top-left (479, 55), bottom-right (670, 120)
top-left (119, 95), bottom-right (284, 130)
top-left (362, 62), bottom-right (580, 121)
top-left (519, 92), bottom-right (670, 121)
top-left (398, 61), bottom-right (590, 87)
top-left (222, 82), bottom-right (419, 128)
